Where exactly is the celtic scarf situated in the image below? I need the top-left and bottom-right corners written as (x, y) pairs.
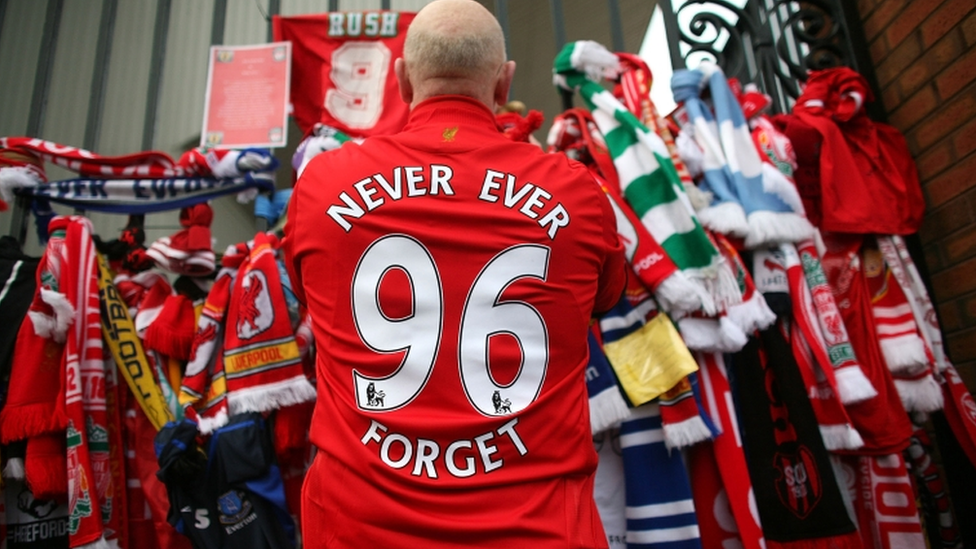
top-left (554, 41), bottom-right (725, 313)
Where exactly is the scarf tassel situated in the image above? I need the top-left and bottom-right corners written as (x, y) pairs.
top-left (834, 365), bottom-right (878, 404)
top-left (589, 387), bottom-right (632, 434)
top-left (819, 424), bottom-right (865, 451)
top-left (893, 375), bottom-right (944, 413)
top-left (196, 408), bottom-right (229, 436)
top-left (33, 288), bottom-right (75, 342)
top-left (744, 210), bottom-right (816, 250)
top-left (697, 201), bottom-right (750, 237)
top-left (878, 333), bottom-right (929, 373)
top-left (227, 376), bottom-right (317, 415)
top-left (662, 414), bottom-right (714, 449)
top-left (726, 290), bottom-right (777, 334)
top-left (678, 316), bottom-right (748, 353)
top-left (655, 271), bottom-right (714, 316)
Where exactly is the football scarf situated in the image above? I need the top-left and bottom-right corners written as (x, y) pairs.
top-left (904, 419), bottom-right (963, 548)
top-left (861, 242), bottom-right (942, 413)
top-left (97, 252), bottom-right (174, 431)
top-left (180, 256), bottom-right (236, 434)
top-left (690, 352), bottom-right (765, 549)
top-left (272, 11), bottom-right (417, 137)
top-left (0, 216), bottom-right (113, 548)
top-left (670, 64), bottom-right (813, 248)
top-left (619, 403), bottom-right (703, 549)
top-left (840, 453), bottom-right (926, 549)
top-left (553, 41), bottom-right (727, 312)
top-left (145, 203), bottom-right (216, 277)
top-left (221, 232), bottom-right (315, 415)
top-left (876, 235), bottom-right (976, 466)
top-left (546, 108), bottom-right (710, 316)
top-left (821, 235), bottom-right (914, 455)
top-left (732, 326), bottom-right (861, 549)
top-left (593, 428), bottom-right (628, 549)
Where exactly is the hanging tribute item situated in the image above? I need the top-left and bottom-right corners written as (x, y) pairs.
top-left (272, 11), bottom-right (416, 137)
top-left (201, 42), bottom-right (291, 149)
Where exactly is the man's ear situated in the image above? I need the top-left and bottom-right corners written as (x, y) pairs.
top-left (493, 60), bottom-right (516, 110)
top-left (395, 58), bottom-right (413, 105)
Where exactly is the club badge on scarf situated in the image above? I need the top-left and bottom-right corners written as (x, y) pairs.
top-left (222, 232), bottom-right (315, 415)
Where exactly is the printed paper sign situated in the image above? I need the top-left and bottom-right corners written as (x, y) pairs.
top-left (201, 42), bottom-right (291, 149)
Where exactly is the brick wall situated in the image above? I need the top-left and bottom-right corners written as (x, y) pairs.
top-left (858, 0), bottom-right (976, 391)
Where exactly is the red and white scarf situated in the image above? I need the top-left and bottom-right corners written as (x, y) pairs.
top-left (0, 216), bottom-right (114, 548)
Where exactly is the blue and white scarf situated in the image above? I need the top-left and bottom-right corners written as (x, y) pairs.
top-left (671, 63), bottom-right (813, 248)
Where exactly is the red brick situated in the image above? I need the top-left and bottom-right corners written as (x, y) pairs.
top-left (913, 92), bottom-right (976, 151)
top-left (881, 83), bottom-right (902, 113)
top-left (918, 197), bottom-right (974, 244)
top-left (963, 293), bottom-right (976, 322)
top-left (963, 9), bottom-right (976, 46)
top-left (889, 84), bottom-right (939, 131)
top-left (916, 139), bottom-right (955, 180)
top-left (939, 299), bottom-right (963, 331)
top-left (920, 0), bottom-right (976, 47)
top-left (923, 241), bottom-right (945, 273)
top-left (953, 117), bottom-right (976, 158)
top-left (876, 34), bottom-right (924, 88)
top-left (885, 0), bottom-right (945, 48)
top-left (924, 151), bottom-right (976, 207)
top-left (930, 253), bottom-right (976, 301)
top-left (869, 35), bottom-right (890, 66)
top-left (896, 31), bottom-right (963, 99)
top-left (946, 326), bottom-right (976, 362)
top-left (863, 0), bottom-right (907, 42)
top-left (953, 361), bottom-right (976, 393)
top-left (857, 0), bottom-right (879, 20)
top-left (943, 224), bottom-right (976, 263)
top-left (935, 47), bottom-right (976, 99)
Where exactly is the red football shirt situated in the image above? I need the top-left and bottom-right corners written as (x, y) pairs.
top-left (284, 95), bottom-right (626, 548)
top-left (272, 11), bottom-right (416, 137)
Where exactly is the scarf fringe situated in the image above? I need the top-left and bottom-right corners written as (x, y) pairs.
top-left (2, 457), bottom-right (25, 480)
top-left (663, 415), bottom-right (714, 449)
top-left (819, 424), bottom-right (864, 451)
top-left (35, 288), bottom-right (75, 342)
top-left (879, 333), bottom-right (929, 374)
top-left (197, 408), bottom-right (229, 435)
top-left (227, 376), bottom-right (317, 415)
top-left (655, 271), bottom-right (710, 316)
top-left (589, 387), bottom-right (632, 435)
top-left (0, 402), bottom-right (68, 442)
top-left (894, 375), bottom-right (944, 413)
top-left (697, 201), bottom-right (749, 237)
top-left (743, 210), bottom-right (815, 249)
top-left (766, 530), bottom-right (863, 549)
top-left (703, 262), bottom-right (744, 313)
top-left (678, 316), bottom-right (748, 353)
top-left (726, 291), bottom-right (777, 334)
top-left (834, 365), bottom-right (878, 404)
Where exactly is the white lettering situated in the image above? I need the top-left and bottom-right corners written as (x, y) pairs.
top-left (474, 432), bottom-right (502, 473)
top-left (380, 433), bottom-right (412, 469)
top-left (503, 174), bottom-right (533, 207)
top-left (328, 13), bottom-right (344, 36)
top-left (353, 177), bottom-right (383, 210)
top-left (364, 12), bottom-right (379, 35)
top-left (446, 440), bottom-right (476, 478)
top-left (373, 172), bottom-right (402, 199)
top-left (413, 438), bottom-right (440, 478)
top-left (538, 203), bottom-right (569, 239)
top-left (327, 192), bottom-right (365, 232)
top-left (361, 419), bottom-right (387, 445)
top-left (497, 418), bottom-right (528, 455)
top-left (519, 186), bottom-right (551, 219)
top-left (379, 12), bottom-right (399, 36)
top-left (479, 170), bottom-right (503, 202)
top-left (405, 166), bottom-right (425, 196)
top-left (346, 12), bottom-right (362, 36)
top-left (430, 164), bottom-right (455, 195)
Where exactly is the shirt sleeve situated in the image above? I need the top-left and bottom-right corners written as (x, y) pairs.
top-left (591, 176), bottom-right (628, 316)
top-left (281, 177), bottom-right (307, 306)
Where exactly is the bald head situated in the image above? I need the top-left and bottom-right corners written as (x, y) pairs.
top-left (395, 0), bottom-right (515, 109)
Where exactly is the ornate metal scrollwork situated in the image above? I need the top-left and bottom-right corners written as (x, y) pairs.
top-left (659, 0), bottom-right (868, 114)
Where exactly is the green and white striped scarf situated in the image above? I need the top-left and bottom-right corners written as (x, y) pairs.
top-left (554, 41), bottom-right (723, 299)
